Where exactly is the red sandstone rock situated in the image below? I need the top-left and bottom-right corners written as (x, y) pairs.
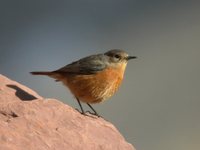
top-left (0, 74), bottom-right (135, 150)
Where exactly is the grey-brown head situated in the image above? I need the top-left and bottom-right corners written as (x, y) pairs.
top-left (104, 49), bottom-right (137, 64)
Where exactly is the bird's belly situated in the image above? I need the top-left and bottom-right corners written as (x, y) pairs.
top-left (63, 68), bottom-right (123, 103)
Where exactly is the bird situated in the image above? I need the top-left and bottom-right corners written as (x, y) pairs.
top-left (30, 49), bottom-right (137, 116)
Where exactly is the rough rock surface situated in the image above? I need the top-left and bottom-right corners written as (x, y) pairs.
top-left (0, 74), bottom-right (135, 150)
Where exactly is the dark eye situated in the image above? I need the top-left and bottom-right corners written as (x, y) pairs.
top-left (114, 54), bottom-right (121, 59)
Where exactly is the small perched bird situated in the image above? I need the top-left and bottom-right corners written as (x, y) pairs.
top-left (31, 49), bottom-right (137, 116)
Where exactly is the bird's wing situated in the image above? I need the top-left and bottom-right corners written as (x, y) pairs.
top-left (54, 54), bottom-right (108, 75)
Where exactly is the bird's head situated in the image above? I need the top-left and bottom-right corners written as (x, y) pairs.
top-left (104, 49), bottom-right (137, 67)
top-left (104, 49), bottom-right (137, 73)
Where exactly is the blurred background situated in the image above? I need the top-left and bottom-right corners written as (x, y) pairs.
top-left (0, 0), bottom-right (200, 150)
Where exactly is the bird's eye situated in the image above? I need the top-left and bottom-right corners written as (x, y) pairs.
top-left (114, 54), bottom-right (121, 59)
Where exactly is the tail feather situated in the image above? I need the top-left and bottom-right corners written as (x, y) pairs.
top-left (30, 71), bottom-right (63, 81)
top-left (30, 71), bottom-right (52, 76)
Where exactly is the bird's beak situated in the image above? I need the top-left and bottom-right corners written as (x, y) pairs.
top-left (127, 56), bottom-right (137, 60)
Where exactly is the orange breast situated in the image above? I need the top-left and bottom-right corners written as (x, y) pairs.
top-left (63, 66), bottom-right (125, 103)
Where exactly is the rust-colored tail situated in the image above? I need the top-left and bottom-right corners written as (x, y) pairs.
top-left (30, 71), bottom-right (53, 76)
top-left (30, 71), bottom-right (63, 81)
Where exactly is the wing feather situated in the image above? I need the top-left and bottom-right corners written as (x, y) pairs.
top-left (54, 54), bottom-right (108, 75)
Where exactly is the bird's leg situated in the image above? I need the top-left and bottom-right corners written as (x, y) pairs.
top-left (75, 98), bottom-right (85, 115)
top-left (86, 103), bottom-right (100, 117)
top-left (75, 98), bottom-right (100, 117)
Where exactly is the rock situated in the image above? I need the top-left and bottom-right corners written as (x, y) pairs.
top-left (0, 74), bottom-right (135, 150)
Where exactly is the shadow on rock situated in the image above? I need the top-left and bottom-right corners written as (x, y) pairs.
top-left (6, 84), bottom-right (37, 101)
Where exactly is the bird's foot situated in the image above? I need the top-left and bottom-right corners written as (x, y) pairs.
top-left (85, 110), bottom-right (101, 117)
top-left (75, 108), bottom-right (100, 118)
